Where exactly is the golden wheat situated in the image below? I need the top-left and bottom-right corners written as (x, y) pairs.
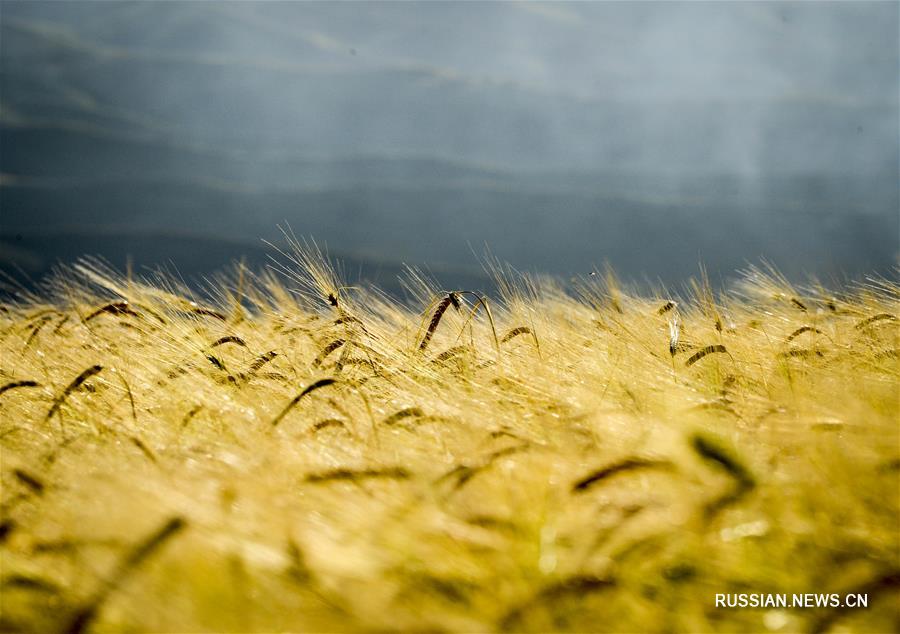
top-left (0, 253), bottom-right (897, 633)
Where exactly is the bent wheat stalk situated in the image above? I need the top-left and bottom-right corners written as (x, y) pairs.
top-left (418, 293), bottom-right (460, 352)
top-left (453, 291), bottom-right (500, 353)
top-left (46, 365), bottom-right (103, 423)
top-left (685, 344), bottom-right (729, 367)
top-left (0, 380), bottom-right (40, 398)
top-left (64, 517), bottom-right (186, 634)
top-left (271, 378), bottom-right (337, 427)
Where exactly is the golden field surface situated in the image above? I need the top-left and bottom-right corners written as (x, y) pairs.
top-left (0, 248), bottom-right (898, 633)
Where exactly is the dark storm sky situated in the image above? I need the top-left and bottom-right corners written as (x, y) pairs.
top-left (1, 1), bottom-right (897, 287)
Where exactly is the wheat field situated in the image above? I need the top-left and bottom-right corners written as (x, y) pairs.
top-left (1, 244), bottom-right (898, 633)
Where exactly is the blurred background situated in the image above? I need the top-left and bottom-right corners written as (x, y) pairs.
top-left (1, 1), bottom-right (897, 295)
